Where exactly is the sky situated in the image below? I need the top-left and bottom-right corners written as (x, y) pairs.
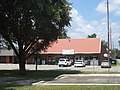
top-left (67, 0), bottom-right (120, 49)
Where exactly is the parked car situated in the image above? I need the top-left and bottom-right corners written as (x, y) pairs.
top-left (58, 58), bottom-right (72, 67)
top-left (74, 60), bottom-right (85, 67)
top-left (101, 60), bottom-right (111, 68)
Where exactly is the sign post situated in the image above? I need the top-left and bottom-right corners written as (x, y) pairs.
top-left (92, 57), bottom-right (96, 72)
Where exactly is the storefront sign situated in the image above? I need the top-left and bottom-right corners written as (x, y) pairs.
top-left (62, 49), bottom-right (74, 55)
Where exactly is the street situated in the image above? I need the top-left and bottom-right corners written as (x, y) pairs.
top-left (0, 64), bottom-right (120, 72)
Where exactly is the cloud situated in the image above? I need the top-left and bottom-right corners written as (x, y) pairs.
top-left (68, 8), bottom-right (107, 39)
top-left (67, 7), bottom-right (120, 48)
top-left (96, 0), bottom-right (106, 14)
top-left (96, 0), bottom-right (120, 16)
top-left (68, 8), bottom-right (95, 38)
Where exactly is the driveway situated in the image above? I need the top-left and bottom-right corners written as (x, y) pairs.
top-left (33, 74), bottom-right (120, 85)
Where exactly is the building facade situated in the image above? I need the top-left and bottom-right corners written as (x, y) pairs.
top-left (0, 49), bottom-right (16, 63)
top-left (30, 38), bottom-right (107, 65)
top-left (0, 38), bottom-right (107, 65)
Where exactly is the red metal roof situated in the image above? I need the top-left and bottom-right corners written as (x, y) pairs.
top-left (42, 38), bottom-right (101, 54)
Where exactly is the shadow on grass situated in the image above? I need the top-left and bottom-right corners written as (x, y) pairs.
top-left (0, 70), bottom-right (80, 80)
top-left (0, 84), bottom-right (18, 90)
top-left (1, 70), bottom-right (120, 90)
top-left (0, 70), bottom-right (80, 85)
top-left (0, 70), bottom-right (80, 90)
top-left (28, 70), bottom-right (80, 80)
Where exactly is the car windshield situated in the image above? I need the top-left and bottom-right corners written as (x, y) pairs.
top-left (102, 60), bottom-right (109, 62)
top-left (59, 60), bottom-right (65, 61)
top-left (66, 60), bottom-right (70, 61)
top-left (75, 60), bottom-right (82, 62)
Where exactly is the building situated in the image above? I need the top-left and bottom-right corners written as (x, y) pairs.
top-left (0, 49), bottom-right (16, 63)
top-left (36, 38), bottom-right (107, 65)
top-left (0, 38), bottom-right (107, 65)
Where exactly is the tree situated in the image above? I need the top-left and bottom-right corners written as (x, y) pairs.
top-left (0, 35), bottom-right (2, 49)
top-left (58, 30), bottom-right (70, 39)
top-left (112, 48), bottom-right (120, 59)
top-left (0, 0), bottom-right (71, 74)
top-left (118, 40), bottom-right (120, 48)
top-left (87, 33), bottom-right (97, 38)
top-left (0, 35), bottom-right (11, 49)
top-left (102, 40), bottom-right (108, 49)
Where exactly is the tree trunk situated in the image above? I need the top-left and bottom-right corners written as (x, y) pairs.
top-left (19, 57), bottom-right (26, 75)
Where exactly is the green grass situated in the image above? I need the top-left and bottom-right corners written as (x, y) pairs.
top-left (0, 70), bottom-right (120, 80)
top-left (117, 61), bottom-right (120, 66)
top-left (0, 70), bottom-right (120, 90)
top-left (0, 85), bottom-right (120, 90)
top-left (0, 70), bottom-right (80, 80)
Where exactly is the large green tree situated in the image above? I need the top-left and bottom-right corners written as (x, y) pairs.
top-left (0, 0), bottom-right (71, 74)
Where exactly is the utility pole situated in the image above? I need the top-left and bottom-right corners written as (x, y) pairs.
top-left (0, 35), bottom-right (2, 54)
top-left (106, 0), bottom-right (111, 72)
top-left (107, 0), bottom-right (110, 60)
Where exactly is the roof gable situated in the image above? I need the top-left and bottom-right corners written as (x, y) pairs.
top-left (42, 38), bottom-right (101, 54)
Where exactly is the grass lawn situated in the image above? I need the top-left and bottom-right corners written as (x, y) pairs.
top-left (0, 70), bottom-right (120, 90)
top-left (0, 70), bottom-right (80, 80)
top-left (0, 70), bottom-right (120, 80)
top-left (117, 61), bottom-right (120, 66)
top-left (0, 70), bottom-right (120, 81)
top-left (0, 85), bottom-right (120, 90)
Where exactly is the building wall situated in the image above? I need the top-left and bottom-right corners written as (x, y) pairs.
top-left (0, 56), bottom-right (14, 63)
top-left (0, 49), bottom-right (16, 63)
top-left (0, 41), bottom-right (107, 65)
top-left (99, 42), bottom-right (107, 64)
top-left (28, 42), bottom-right (106, 65)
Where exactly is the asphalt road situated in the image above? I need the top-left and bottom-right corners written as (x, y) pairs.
top-left (0, 64), bottom-right (120, 72)
top-left (32, 74), bottom-right (120, 85)
top-left (46, 74), bottom-right (120, 85)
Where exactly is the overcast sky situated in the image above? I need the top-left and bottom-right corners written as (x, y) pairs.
top-left (67, 0), bottom-right (120, 49)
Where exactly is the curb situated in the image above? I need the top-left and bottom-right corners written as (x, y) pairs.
top-left (56, 74), bottom-right (120, 78)
top-left (35, 83), bottom-right (120, 86)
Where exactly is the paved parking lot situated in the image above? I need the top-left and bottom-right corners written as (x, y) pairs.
top-left (44, 74), bottom-right (120, 85)
top-left (0, 64), bottom-right (120, 72)
top-left (32, 73), bottom-right (120, 85)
